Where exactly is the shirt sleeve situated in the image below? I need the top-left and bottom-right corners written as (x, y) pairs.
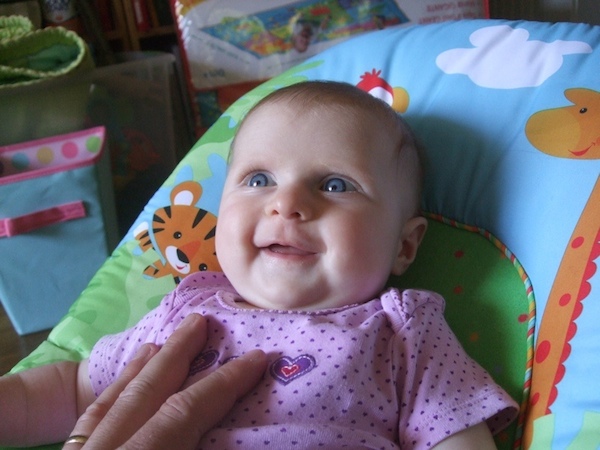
top-left (87, 288), bottom-right (180, 397)
top-left (87, 272), bottom-right (231, 397)
top-left (381, 289), bottom-right (519, 450)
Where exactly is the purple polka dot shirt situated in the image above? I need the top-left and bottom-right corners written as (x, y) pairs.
top-left (89, 272), bottom-right (517, 449)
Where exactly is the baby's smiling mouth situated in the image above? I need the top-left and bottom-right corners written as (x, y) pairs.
top-left (267, 244), bottom-right (315, 256)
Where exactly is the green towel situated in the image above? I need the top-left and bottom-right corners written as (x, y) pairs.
top-left (0, 15), bottom-right (93, 88)
top-left (0, 15), bottom-right (33, 40)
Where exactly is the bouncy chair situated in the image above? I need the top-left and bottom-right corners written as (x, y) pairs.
top-left (6, 18), bottom-right (600, 450)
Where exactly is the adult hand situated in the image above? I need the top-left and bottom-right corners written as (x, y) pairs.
top-left (64, 314), bottom-right (267, 450)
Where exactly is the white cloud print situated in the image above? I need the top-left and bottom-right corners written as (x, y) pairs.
top-left (436, 25), bottom-right (592, 89)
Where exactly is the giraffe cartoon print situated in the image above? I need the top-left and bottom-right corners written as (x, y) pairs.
top-left (523, 88), bottom-right (600, 448)
top-left (526, 88), bottom-right (600, 159)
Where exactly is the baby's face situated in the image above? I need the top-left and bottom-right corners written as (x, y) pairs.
top-left (216, 101), bottom-right (413, 310)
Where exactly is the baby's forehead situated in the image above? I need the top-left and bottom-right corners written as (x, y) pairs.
top-left (250, 97), bottom-right (399, 132)
top-left (250, 99), bottom-right (398, 139)
top-left (235, 102), bottom-right (397, 151)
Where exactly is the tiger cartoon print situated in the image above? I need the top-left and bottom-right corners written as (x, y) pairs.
top-left (134, 180), bottom-right (221, 283)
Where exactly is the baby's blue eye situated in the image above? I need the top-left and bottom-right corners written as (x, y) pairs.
top-left (322, 177), bottom-right (353, 192)
top-left (247, 173), bottom-right (271, 187)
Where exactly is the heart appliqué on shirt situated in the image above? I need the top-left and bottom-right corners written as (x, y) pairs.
top-left (270, 354), bottom-right (316, 385)
top-left (189, 349), bottom-right (219, 376)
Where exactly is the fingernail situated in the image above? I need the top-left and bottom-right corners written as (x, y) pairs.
top-left (241, 349), bottom-right (267, 363)
top-left (132, 343), bottom-right (154, 361)
top-left (177, 313), bottom-right (201, 330)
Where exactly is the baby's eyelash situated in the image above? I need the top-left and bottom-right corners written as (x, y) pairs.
top-left (244, 171), bottom-right (275, 187)
top-left (321, 176), bottom-right (358, 193)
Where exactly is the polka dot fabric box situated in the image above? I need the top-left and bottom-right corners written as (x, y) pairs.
top-left (0, 127), bottom-right (118, 335)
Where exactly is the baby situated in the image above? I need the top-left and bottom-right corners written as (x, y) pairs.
top-left (0, 81), bottom-right (517, 449)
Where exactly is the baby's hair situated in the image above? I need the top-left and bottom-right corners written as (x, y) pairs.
top-left (231, 80), bottom-right (426, 215)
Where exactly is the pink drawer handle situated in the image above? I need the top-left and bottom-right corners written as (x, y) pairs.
top-left (0, 201), bottom-right (86, 238)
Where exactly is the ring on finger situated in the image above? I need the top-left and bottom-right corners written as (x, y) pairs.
top-left (65, 435), bottom-right (89, 445)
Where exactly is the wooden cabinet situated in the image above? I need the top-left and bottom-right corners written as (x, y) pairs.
top-left (105, 0), bottom-right (132, 50)
top-left (121, 0), bottom-right (175, 50)
top-left (93, 0), bottom-right (175, 51)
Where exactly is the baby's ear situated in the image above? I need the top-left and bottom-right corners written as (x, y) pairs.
top-left (391, 216), bottom-right (428, 276)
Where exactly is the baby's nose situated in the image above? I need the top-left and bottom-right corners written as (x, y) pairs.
top-left (266, 185), bottom-right (313, 220)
